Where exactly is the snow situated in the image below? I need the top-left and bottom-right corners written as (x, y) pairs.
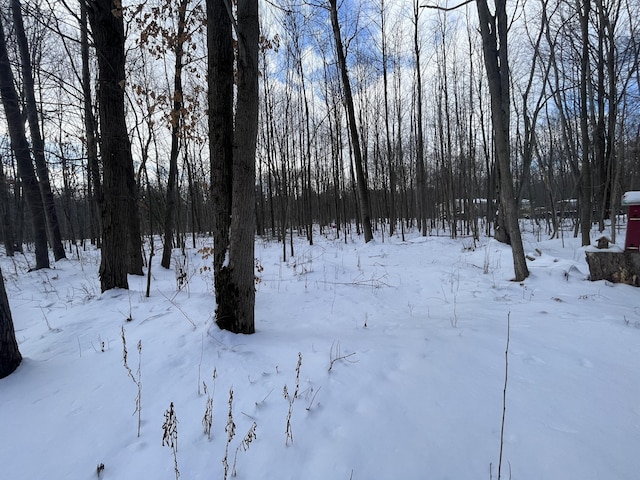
top-left (1, 225), bottom-right (639, 480)
top-left (622, 191), bottom-right (640, 206)
top-left (585, 243), bottom-right (625, 253)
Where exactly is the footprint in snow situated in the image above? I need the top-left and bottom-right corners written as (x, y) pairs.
top-left (523, 354), bottom-right (546, 366)
top-left (580, 358), bottom-right (593, 368)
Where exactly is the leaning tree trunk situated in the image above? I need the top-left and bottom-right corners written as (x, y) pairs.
top-left (207, 0), bottom-right (234, 302)
top-left (0, 265), bottom-right (22, 379)
top-left (0, 17), bottom-right (49, 270)
top-left (329, 0), bottom-right (374, 243)
top-left (88, 0), bottom-right (138, 291)
top-left (11, 0), bottom-right (66, 261)
top-left (476, 0), bottom-right (529, 281)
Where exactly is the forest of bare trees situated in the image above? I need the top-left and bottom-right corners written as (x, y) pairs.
top-left (1, 0), bottom-right (640, 346)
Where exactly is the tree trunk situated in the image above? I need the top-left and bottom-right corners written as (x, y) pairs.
top-left (393, 62), bottom-right (405, 240)
top-left (0, 157), bottom-right (16, 257)
top-left (0, 17), bottom-right (49, 270)
top-left (225, 0), bottom-right (259, 334)
top-left (298, 47), bottom-right (314, 246)
top-left (209, 0), bottom-right (259, 334)
top-left (88, 0), bottom-right (138, 291)
top-left (579, 0), bottom-right (593, 247)
top-left (413, 0), bottom-right (427, 236)
top-left (476, 0), bottom-right (529, 281)
top-left (329, 0), bottom-right (373, 243)
top-left (586, 251), bottom-right (640, 286)
top-left (381, 0), bottom-right (396, 237)
top-left (0, 266), bottom-right (21, 379)
top-left (517, 4), bottom-right (550, 207)
top-left (161, 0), bottom-right (188, 270)
top-left (11, 0), bottom-right (66, 261)
top-left (126, 161), bottom-right (144, 276)
top-left (81, 1), bottom-right (102, 248)
top-left (207, 0), bottom-right (234, 300)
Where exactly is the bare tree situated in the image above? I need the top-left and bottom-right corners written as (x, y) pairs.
top-left (380, 0), bottom-right (397, 237)
top-left (0, 15), bottom-right (50, 270)
top-left (80, 0), bottom-right (102, 247)
top-left (578, 0), bottom-right (593, 246)
top-left (10, 0), bottom-right (66, 261)
top-left (328, 0), bottom-right (374, 243)
top-left (290, 10), bottom-right (315, 245)
top-left (209, 0), bottom-right (259, 334)
top-left (87, 0), bottom-right (143, 290)
top-left (413, 0), bottom-right (428, 236)
top-left (476, 0), bottom-right (529, 280)
top-left (161, 0), bottom-right (189, 269)
top-left (514, 0), bottom-right (552, 208)
top-left (225, 0), bottom-right (259, 333)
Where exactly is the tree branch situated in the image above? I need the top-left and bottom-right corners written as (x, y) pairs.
top-left (421, 0), bottom-right (474, 11)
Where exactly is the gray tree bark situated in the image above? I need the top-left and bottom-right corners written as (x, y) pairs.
top-left (380, 0), bottom-right (397, 237)
top-left (476, 0), bottom-right (529, 281)
top-left (0, 157), bottom-right (16, 256)
top-left (0, 266), bottom-right (21, 379)
top-left (413, 0), bottom-right (427, 236)
top-left (207, 0), bottom-right (234, 307)
top-left (209, 0), bottom-right (259, 334)
top-left (88, 0), bottom-right (141, 290)
top-left (579, 0), bottom-right (593, 247)
top-left (0, 17), bottom-right (50, 270)
top-left (226, 0), bottom-right (259, 333)
top-left (81, 0), bottom-right (102, 247)
top-left (10, 0), bottom-right (66, 261)
top-left (586, 251), bottom-right (640, 286)
top-left (329, 0), bottom-right (374, 243)
top-left (161, 0), bottom-right (188, 270)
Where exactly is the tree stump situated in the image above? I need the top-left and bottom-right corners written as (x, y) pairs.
top-left (585, 251), bottom-right (640, 286)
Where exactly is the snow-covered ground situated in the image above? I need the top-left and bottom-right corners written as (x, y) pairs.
top-left (1, 223), bottom-right (639, 480)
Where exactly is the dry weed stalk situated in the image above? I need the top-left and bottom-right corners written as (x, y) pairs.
top-left (162, 402), bottom-right (179, 480)
top-left (283, 352), bottom-right (302, 445)
top-left (222, 387), bottom-right (236, 480)
top-left (231, 422), bottom-right (257, 477)
top-left (328, 341), bottom-right (357, 372)
top-left (202, 368), bottom-right (217, 439)
top-left (121, 326), bottom-right (142, 437)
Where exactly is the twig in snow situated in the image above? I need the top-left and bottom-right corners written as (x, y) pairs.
top-left (157, 289), bottom-right (197, 328)
top-left (498, 313), bottom-right (511, 480)
top-left (328, 340), bottom-right (358, 372)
